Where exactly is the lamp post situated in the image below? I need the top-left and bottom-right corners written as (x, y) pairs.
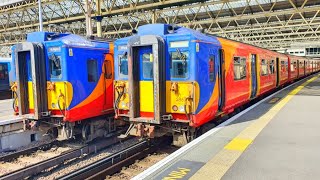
top-left (38, 0), bottom-right (43, 31)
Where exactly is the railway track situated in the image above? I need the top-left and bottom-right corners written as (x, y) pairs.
top-left (57, 137), bottom-right (173, 180)
top-left (0, 140), bottom-right (57, 162)
top-left (0, 132), bottom-right (125, 180)
top-left (110, 145), bottom-right (179, 180)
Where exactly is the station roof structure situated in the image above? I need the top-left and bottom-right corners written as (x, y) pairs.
top-left (0, 0), bottom-right (319, 57)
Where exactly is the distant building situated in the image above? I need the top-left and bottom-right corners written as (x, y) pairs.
top-left (277, 42), bottom-right (320, 58)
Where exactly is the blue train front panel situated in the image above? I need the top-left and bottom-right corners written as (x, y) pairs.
top-left (114, 24), bottom-right (221, 129)
top-left (13, 32), bottom-right (113, 121)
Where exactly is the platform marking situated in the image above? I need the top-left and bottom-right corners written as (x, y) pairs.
top-left (224, 138), bottom-right (252, 151)
top-left (268, 97), bottom-right (281, 104)
top-left (155, 160), bottom-right (204, 180)
top-left (190, 75), bottom-right (320, 180)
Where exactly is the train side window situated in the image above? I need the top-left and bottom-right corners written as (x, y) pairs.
top-left (261, 59), bottom-right (268, 76)
top-left (87, 59), bottom-right (98, 82)
top-left (49, 54), bottom-right (62, 79)
top-left (209, 55), bottom-right (215, 82)
top-left (0, 64), bottom-right (4, 80)
top-left (170, 51), bottom-right (189, 78)
top-left (233, 56), bottom-right (246, 80)
top-left (269, 60), bottom-right (275, 74)
top-left (0, 64), bottom-right (8, 80)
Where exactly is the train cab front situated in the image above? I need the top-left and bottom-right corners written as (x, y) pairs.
top-left (114, 24), bottom-right (199, 140)
top-left (12, 32), bottom-right (72, 130)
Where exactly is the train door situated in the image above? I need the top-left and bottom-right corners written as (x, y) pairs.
top-left (276, 58), bottom-right (280, 87)
top-left (138, 46), bottom-right (154, 115)
top-left (297, 60), bottom-right (300, 77)
top-left (15, 43), bottom-right (48, 119)
top-left (218, 49), bottom-right (225, 111)
top-left (304, 61), bottom-right (306, 75)
top-left (102, 54), bottom-right (114, 111)
top-left (250, 54), bottom-right (258, 98)
top-left (127, 36), bottom-right (166, 124)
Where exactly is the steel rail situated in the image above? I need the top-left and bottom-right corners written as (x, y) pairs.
top-left (0, 140), bottom-right (57, 162)
top-left (58, 137), bottom-right (171, 180)
top-left (0, 134), bottom-right (122, 180)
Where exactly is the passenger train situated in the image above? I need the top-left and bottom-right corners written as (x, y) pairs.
top-left (12, 32), bottom-right (120, 141)
top-left (11, 24), bottom-right (319, 144)
top-left (113, 24), bottom-right (320, 145)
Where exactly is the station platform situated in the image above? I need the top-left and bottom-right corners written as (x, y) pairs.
top-left (0, 99), bottom-right (17, 121)
top-left (133, 73), bottom-right (320, 180)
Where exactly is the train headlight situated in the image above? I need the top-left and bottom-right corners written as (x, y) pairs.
top-left (51, 103), bottom-right (56, 108)
top-left (179, 105), bottom-right (185, 112)
top-left (172, 105), bottom-right (178, 111)
top-left (121, 102), bottom-right (126, 108)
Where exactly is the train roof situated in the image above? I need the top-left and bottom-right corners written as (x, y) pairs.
top-left (115, 24), bottom-right (220, 46)
top-left (26, 32), bottom-right (111, 49)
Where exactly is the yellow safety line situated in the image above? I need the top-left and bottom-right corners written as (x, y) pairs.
top-left (190, 74), bottom-right (320, 180)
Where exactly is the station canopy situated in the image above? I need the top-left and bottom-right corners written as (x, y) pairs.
top-left (0, 0), bottom-right (319, 56)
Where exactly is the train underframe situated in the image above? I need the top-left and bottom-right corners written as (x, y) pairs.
top-left (23, 115), bottom-right (126, 142)
top-left (122, 120), bottom-right (200, 147)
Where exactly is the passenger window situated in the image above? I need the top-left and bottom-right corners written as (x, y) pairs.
top-left (209, 55), bottom-right (215, 82)
top-left (49, 54), bottom-right (62, 79)
top-left (170, 51), bottom-right (189, 78)
top-left (119, 54), bottom-right (128, 79)
top-left (142, 53), bottom-right (153, 79)
top-left (233, 56), bottom-right (246, 80)
top-left (104, 60), bottom-right (113, 79)
top-left (269, 60), bottom-right (275, 74)
top-left (261, 59), bottom-right (268, 76)
top-left (87, 59), bottom-right (98, 82)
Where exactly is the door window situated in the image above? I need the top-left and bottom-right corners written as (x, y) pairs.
top-left (142, 53), bottom-right (154, 79)
top-left (269, 60), bottom-right (275, 74)
top-left (104, 60), bottom-right (113, 79)
top-left (261, 59), bottom-right (268, 76)
top-left (118, 54), bottom-right (128, 79)
top-left (209, 55), bottom-right (215, 82)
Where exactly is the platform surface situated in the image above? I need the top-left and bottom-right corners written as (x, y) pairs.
top-left (133, 73), bottom-right (320, 180)
top-left (0, 99), bottom-right (19, 122)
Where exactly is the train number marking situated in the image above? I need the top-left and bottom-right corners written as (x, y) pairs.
top-left (156, 160), bottom-right (205, 180)
top-left (163, 168), bottom-right (191, 180)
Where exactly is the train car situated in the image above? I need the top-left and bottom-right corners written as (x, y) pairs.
top-left (0, 57), bottom-right (12, 91)
top-left (113, 24), bottom-right (319, 145)
top-left (12, 32), bottom-right (118, 141)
